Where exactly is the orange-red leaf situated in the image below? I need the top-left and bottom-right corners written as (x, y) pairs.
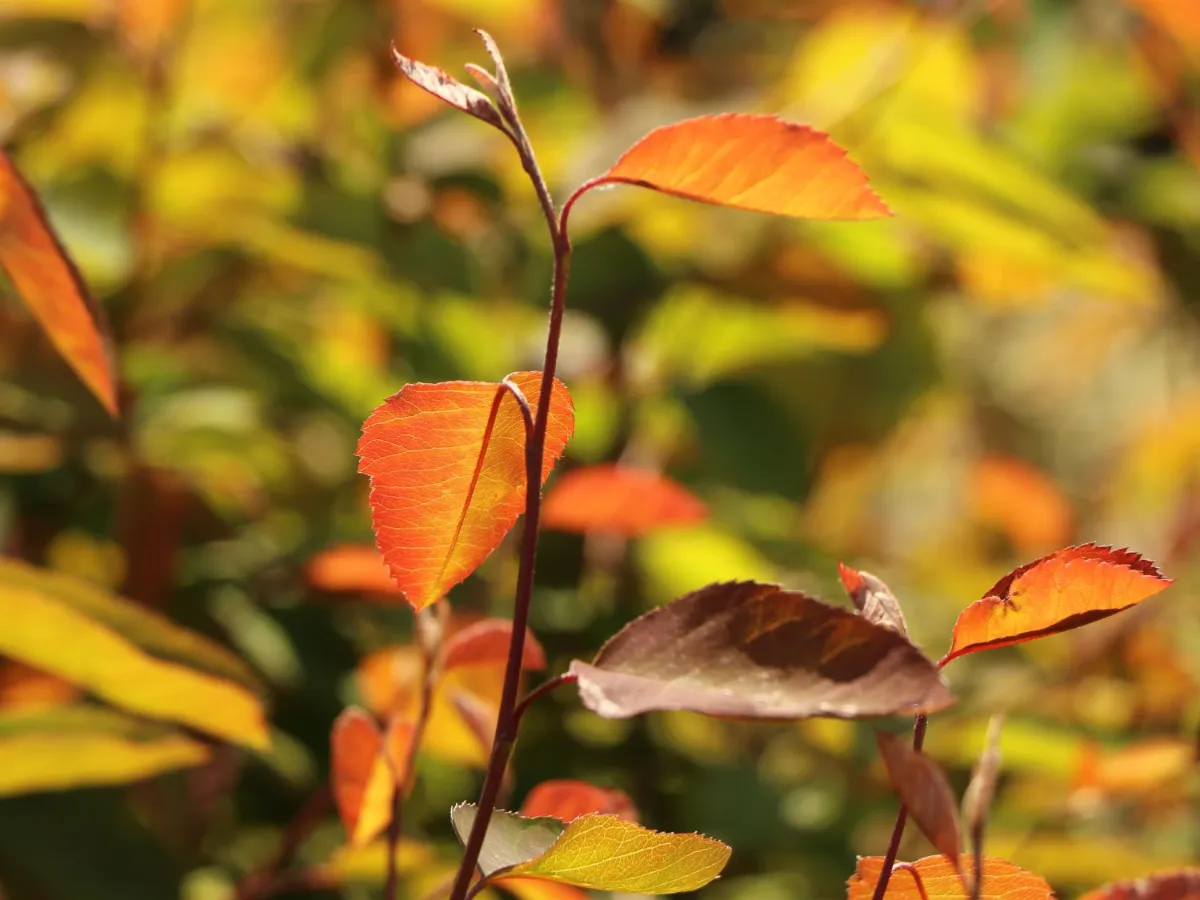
top-left (497, 879), bottom-right (591, 900)
top-left (541, 465), bottom-right (706, 536)
top-left (0, 151), bottom-right (118, 415)
top-left (304, 544), bottom-right (404, 598)
top-left (876, 732), bottom-right (962, 875)
top-left (331, 707), bottom-right (395, 847)
top-left (1078, 869), bottom-right (1200, 900)
top-left (594, 114), bottom-right (890, 220)
top-left (442, 618), bottom-right (546, 672)
top-left (357, 373), bottom-right (574, 612)
top-left (943, 544), bottom-right (1172, 664)
top-left (847, 855), bottom-right (1053, 900)
top-left (520, 780), bottom-right (638, 823)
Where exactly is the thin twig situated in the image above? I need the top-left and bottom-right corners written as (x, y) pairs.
top-left (512, 672), bottom-right (579, 729)
top-left (871, 714), bottom-right (928, 900)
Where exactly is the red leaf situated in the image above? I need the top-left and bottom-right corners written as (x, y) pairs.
top-left (541, 465), bottom-right (706, 536)
top-left (847, 855), bottom-right (1053, 900)
top-left (442, 618), bottom-right (547, 672)
top-left (330, 707), bottom-right (394, 847)
top-left (570, 581), bottom-right (952, 721)
top-left (304, 544), bottom-right (404, 598)
top-left (943, 544), bottom-right (1172, 664)
top-left (0, 151), bottom-right (118, 416)
top-left (357, 373), bottom-right (574, 612)
top-left (520, 779), bottom-right (638, 823)
top-left (875, 731), bottom-right (962, 877)
top-left (1078, 870), bottom-right (1200, 900)
top-left (593, 114), bottom-right (890, 220)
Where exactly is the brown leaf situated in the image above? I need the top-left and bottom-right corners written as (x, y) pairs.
top-left (389, 45), bottom-right (507, 133)
top-left (876, 731), bottom-right (962, 878)
top-left (1078, 870), bottom-right (1200, 900)
top-left (839, 563), bottom-right (909, 637)
top-left (569, 581), bottom-right (952, 721)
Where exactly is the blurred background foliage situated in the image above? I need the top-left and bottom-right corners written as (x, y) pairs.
top-left (0, 0), bottom-right (1199, 898)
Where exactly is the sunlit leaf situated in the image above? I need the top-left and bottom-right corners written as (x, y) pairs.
top-left (331, 707), bottom-right (410, 847)
top-left (1074, 737), bottom-right (1195, 797)
top-left (1078, 869), bottom-right (1200, 900)
top-left (0, 706), bottom-right (209, 796)
top-left (390, 45), bottom-right (507, 133)
top-left (846, 855), bottom-right (1053, 899)
top-left (943, 544), bottom-right (1172, 664)
top-left (497, 878), bottom-right (591, 900)
top-left (316, 837), bottom-right (438, 883)
top-left (442, 618), bottom-right (546, 672)
top-left (0, 660), bottom-right (78, 709)
top-left (570, 581), bottom-right (952, 720)
top-left (972, 457), bottom-right (1073, 555)
top-left (450, 806), bottom-right (730, 893)
top-left (357, 372), bottom-right (574, 612)
top-left (542, 465), bottom-right (706, 536)
top-left (0, 151), bottom-right (118, 415)
top-left (0, 559), bottom-right (268, 749)
top-left (875, 731), bottom-right (962, 875)
top-left (839, 564), bottom-right (908, 636)
top-left (589, 114), bottom-right (890, 220)
top-left (520, 779), bottom-right (637, 823)
top-left (304, 544), bottom-right (404, 598)
top-left (1123, 0), bottom-right (1200, 51)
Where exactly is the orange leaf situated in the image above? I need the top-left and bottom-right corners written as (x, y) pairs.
top-left (520, 779), bottom-right (638, 823)
top-left (0, 151), bottom-right (118, 416)
top-left (497, 878), bottom-right (591, 900)
top-left (442, 618), bottom-right (546, 672)
top-left (304, 544), bottom-right (404, 598)
top-left (1123, 0), bottom-right (1200, 51)
top-left (875, 732), bottom-right (961, 875)
top-left (541, 465), bottom-right (706, 536)
top-left (972, 457), bottom-right (1072, 554)
top-left (847, 855), bottom-right (1053, 900)
top-left (943, 544), bottom-right (1172, 664)
top-left (592, 114), bottom-right (890, 220)
top-left (357, 373), bottom-right (574, 612)
top-left (1078, 869), bottom-right (1200, 900)
top-left (331, 707), bottom-right (395, 847)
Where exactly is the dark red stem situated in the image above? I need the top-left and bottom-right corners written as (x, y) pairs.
top-left (872, 714), bottom-right (928, 900)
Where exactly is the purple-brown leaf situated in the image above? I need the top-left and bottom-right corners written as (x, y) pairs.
top-left (569, 581), bottom-right (952, 721)
top-left (390, 46), bottom-right (507, 134)
top-left (876, 731), bottom-right (963, 878)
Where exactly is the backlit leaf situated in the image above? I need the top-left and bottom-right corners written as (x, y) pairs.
top-left (390, 46), bottom-right (507, 133)
top-left (450, 805), bottom-right (730, 893)
top-left (1078, 869), bottom-right (1200, 900)
top-left (520, 779), bottom-right (638, 823)
top-left (497, 879), bottom-right (590, 900)
top-left (972, 457), bottom-right (1073, 555)
top-left (542, 465), bottom-right (706, 536)
top-left (442, 618), bottom-right (546, 672)
top-left (1122, 0), bottom-right (1200, 51)
top-left (304, 544), bottom-right (404, 598)
top-left (570, 581), bottom-right (952, 720)
top-left (1073, 737), bottom-right (1195, 797)
top-left (847, 855), bottom-right (1053, 900)
top-left (0, 706), bottom-right (209, 796)
top-left (0, 559), bottom-right (268, 749)
top-left (0, 150), bottom-right (118, 415)
top-left (331, 707), bottom-right (404, 847)
top-left (876, 731), bottom-right (962, 875)
top-left (839, 564), bottom-right (909, 637)
top-left (592, 114), bottom-right (890, 220)
top-left (357, 372), bottom-right (574, 612)
top-left (944, 544), bottom-right (1172, 664)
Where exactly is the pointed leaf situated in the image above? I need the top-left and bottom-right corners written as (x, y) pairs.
top-left (944, 544), bottom-right (1172, 664)
top-left (450, 806), bottom-right (730, 894)
top-left (0, 151), bottom-right (118, 415)
top-left (442, 618), bottom-right (546, 672)
top-left (1078, 870), bottom-right (1200, 900)
top-left (839, 563), bottom-right (909, 637)
top-left (0, 706), bottom-right (210, 796)
top-left (357, 373), bottom-right (574, 612)
top-left (331, 707), bottom-right (395, 847)
top-left (962, 715), bottom-right (1004, 846)
top-left (390, 46), bottom-right (508, 133)
top-left (542, 465), bottom-right (707, 536)
top-left (847, 856), bottom-right (1053, 900)
top-left (569, 581), bottom-right (952, 720)
top-left (594, 114), bottom-right (890, 220)
top-left (520, 779), bottom-right (638, 823)
top-left (876, 731), bottom-right (962, 875)
top-left (0, 560), bottom-right (268, 749)
top-left (305, 544), bottom-right (404, 598)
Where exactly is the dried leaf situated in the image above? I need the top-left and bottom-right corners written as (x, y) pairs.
top-left (450, 806), bottom-right (730, 893)
top-left (520, 779), bottom-right (638, 823)
top-left (839, 563), bottom-right (909, 637)
top-left (0, 559), bottom-right (267, 749)
top-left (331, 707), bottom-right (395, 847)
top-left (442, 618), bottom-right (547, 672)
top-left (357, 373), bottom-right (574, 612)
top-left (542, 465), bottom-right (707, 536)
top-left (594, 114), bottom-right (890, 220)
top-left (847, 855), bottom-right (1053, 900)
top-left (0, 151), bottom-right (118, 415)
top-left (944, 544), bottom-right (1172, 664)
top-left (570, 581), bottom-right (952, 721)
top-left (876, 731), bottom-right (962, 874)
top-left (1078, 870), bottom-right (1200, 900)
top-left (390, 46), bottom-right (507, 133)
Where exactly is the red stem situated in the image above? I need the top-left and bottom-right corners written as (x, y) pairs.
top-left (871, 714), bottom-right (928, 900)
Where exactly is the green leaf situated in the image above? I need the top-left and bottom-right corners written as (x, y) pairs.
top-left (450, 805), bottom-right (731, 894)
